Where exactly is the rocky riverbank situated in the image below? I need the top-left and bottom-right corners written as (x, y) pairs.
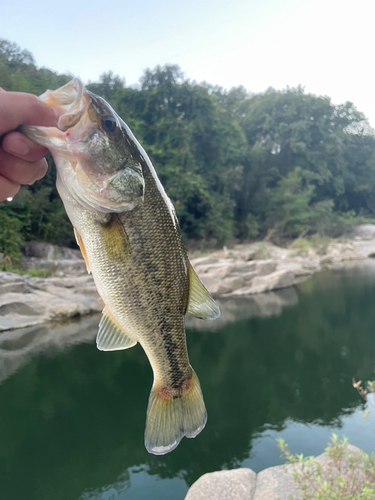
top-left (184, 444), bottom-right (364, 500)
top-left (2, 225), bottom-right (375, 331)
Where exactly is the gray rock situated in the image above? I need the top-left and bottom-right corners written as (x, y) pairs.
top-left (222, 275), bottom-right (245, 292)
top-left (190, 256), bottom-right (220, 267)
top-left (227, 270), bottom-right (295, 296)
top-left (352, 224), bottom-right (375, 240)
top-left (254, 259), bottom-right (277, 275)
top-left (0, 272), bottom-right (103, 332)
top-left (185, 468), bottom-right (256, 500)
top-left (253, 464), bottom-right (301, 500)
top-left (199, 273), bottom-right (230, 297)
top-left (196, 261), bottom-right (237, 279)
top-left (242, 271), bottom-right (257, 285)
top-left (185, 445), bottom-right (365, 500)
top-left (22, 257), bottom-right (87, 276)
top-left (23, 242), bottom-right (82, 260)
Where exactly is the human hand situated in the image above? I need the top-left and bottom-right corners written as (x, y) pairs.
top-left (0, 89), bottom-right (59, 201)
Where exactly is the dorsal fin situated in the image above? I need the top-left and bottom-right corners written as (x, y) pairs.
top-left (74, 228), bottom-right (90, 274)
top-left (185, 262), bottom-right (220, 320)
top-left (97, 307), bottom-right (137, 351)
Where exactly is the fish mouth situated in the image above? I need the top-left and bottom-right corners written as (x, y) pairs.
top-left (39, 78), bottom-right (90, 132)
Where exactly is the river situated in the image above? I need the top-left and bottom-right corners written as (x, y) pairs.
top-left (1, 262), bottom-right (375, 499)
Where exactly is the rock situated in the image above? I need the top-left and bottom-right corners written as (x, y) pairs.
top-left (22, 257), bottom-right (87, 277)
top-left (185, 468), bottom-right (256, 500)
top-left (250, 270), bottom-right (295, 292)
top-left (222, 275), bottom-right (245, 292)
top-left (254, 259), bottom-right (277, 275)
top-left (227, 270), bottom-right (295, 296)
top-left (199, 274), bottom-right (230, 297)
top-left (228, 261), bottom-right (257, 274)
top-left (242, 271), bottom-right (257, 284)
top-left (253, 464), bottom-right (301, 500)
top-left (190, 256), bottom-right (220, 267)
top-left (195, 261), bottom-right (237, 279)
top-left (352, 224), bottom-right (375, 240)
top-left (23, 242), bottom-right (82, 260)
top-left (0, 272), bottom-right (103, 332)
top-left (185, 445), bottom-right (365, 500)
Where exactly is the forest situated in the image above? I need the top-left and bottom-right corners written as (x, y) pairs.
top-left (1, 38), bottom-right (375, 262)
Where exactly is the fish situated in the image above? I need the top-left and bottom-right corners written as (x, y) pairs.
top-left (21, 78), bottom-right (220, 455)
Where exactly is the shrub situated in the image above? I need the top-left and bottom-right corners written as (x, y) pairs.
top-left (290, 238), bottom-right (312, 255)
top-left (278, 434), bottom-right (375, 499)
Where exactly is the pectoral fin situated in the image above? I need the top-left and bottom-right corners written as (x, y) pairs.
top-left (100, 214), bottom-right (130, 263)
top-left (74, 228), bottom-right (90, 274)
top-left (97, 308), bottom-right (137, 351)
top-left (185, 262), bottom-right (220, 320)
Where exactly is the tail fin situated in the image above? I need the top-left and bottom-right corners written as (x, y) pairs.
top-left (145, 368), bottom-right (207, 455)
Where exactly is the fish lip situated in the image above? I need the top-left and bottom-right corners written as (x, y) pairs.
top-left (38, 78), bottom-right (90, 132)
top-left (39, 78), bottom-right (84, 110)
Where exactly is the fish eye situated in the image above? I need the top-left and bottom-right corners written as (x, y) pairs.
top-left (101, 115), bottom-right (117, 133)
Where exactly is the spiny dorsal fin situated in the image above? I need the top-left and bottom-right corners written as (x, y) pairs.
top-left (74, 228), bottom-right (91, 274)
top-left (97, 308), bottom-right (137, 351)
top-left (185, 262), bottom-right (220, 320)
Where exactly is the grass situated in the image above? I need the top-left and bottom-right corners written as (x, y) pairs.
top-left (0, 262), bottom-right (51, 278)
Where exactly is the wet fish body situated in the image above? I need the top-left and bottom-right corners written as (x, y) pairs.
top-left (22, 79), bottom-right (220, 455)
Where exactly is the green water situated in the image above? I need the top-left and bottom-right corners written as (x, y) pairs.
top-left (2, 263), bottom-right (375, 499)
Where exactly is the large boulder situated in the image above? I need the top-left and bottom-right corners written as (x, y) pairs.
top-left (185, 469), bottom-right (256, 500)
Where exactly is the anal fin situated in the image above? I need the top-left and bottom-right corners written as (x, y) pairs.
top-left (74, 228), bottom-right (91, 274)
top-left (185, 262), bottom-right (220, 320)
top-left (97, 308), bottom-right (137, 351)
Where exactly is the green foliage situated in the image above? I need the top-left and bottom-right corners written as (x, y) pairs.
top-left (0, 208), bottom-right (23, 266)
top-left (278, 435), bottom-right (375, 499)
top-left (24, 267), bottom-right (51, 278)
top-left (267, 167), bottom-right (315, 239)
top-left (309, 234), bottom-right (333, 255)
top-left (1, 38), bottom-right (375, 253)
top-left (290, 237), bottom-right (312, 255)
top-left (251, 242), bottom-right (271, 260)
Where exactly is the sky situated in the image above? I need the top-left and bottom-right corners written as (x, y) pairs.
top-left (2, 0), bottom-right (375, 126)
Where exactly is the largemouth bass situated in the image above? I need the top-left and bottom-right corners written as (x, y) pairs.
top-left (22, 79), bottom-right (220, 455)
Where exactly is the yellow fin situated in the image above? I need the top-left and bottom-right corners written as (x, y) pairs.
top-left (100, 214), bottom-right (130, 263)
top-left (97, 308), bottom-right (137, 351)
top-left (145, 368), bottom-right (207, 455)
top-left (185, 262), bottom-right (220, 320)
top-left (74, 228), bottom-right (91, 274)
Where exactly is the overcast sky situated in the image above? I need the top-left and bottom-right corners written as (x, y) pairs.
top-left (2, 0), bottom-right (374, 126)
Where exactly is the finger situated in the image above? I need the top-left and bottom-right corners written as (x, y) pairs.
top-left (0, 92), bottom-right (59, 136)
top-left (0, 151), bottom-right (48, 185)
top-left (0, 175), bottom-right (20, 202)
top-left (2, 131), bottom-right (49, 162)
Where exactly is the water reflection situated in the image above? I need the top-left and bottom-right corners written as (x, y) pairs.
top-left (1, 263), bottom-right (375, 499)
top-left (186, 287), bottom-right (299, 331)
